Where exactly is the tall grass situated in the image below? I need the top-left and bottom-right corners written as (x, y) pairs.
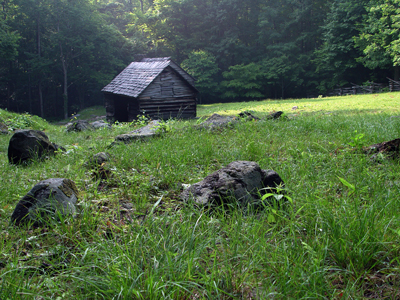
top-left (1, 93), bottom-right (400, 299)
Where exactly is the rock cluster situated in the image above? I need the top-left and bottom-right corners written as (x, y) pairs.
top-left (8, 110), bottom-right (289, 227)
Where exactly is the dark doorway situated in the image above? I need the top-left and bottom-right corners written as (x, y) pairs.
top-left (114, 96), bottom-right (129, 122)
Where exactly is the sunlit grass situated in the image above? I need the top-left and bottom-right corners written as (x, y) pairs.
top-left (197, 92), bottom-right (400, 117)
top-left (1, 93), bottom-right (400, 299)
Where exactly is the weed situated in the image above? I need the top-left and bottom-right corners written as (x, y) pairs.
top-left (348, 130), bottom-right (366, 150)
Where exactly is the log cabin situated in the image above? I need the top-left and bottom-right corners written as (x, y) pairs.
top-left (102, 57), bottom-right (198, 122)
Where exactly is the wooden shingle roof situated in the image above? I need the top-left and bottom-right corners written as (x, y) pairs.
top-left (101, 57), bottom-right (197, 98)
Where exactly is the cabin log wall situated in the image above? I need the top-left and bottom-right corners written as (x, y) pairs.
top-left (138, 67), bottom-right (197, 119)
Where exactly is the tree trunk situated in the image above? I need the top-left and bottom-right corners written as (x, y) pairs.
top-left (139, 0), bottom-right (143, 13)
top-left (37, 13), bottom-right (44, 117)
top-left (61, 57), bottom-right (68, 119)
top-left (57, 15), bottom-right (68, 119)
top-left (59, 42), bottom-right (68, 119)
top-left (7, 61), bottom-right (12, 110)
top-left (39, 80), bottom-right (44, 117)
top-left (28, 74), bottom-right (32, 114)
top-left (78, 87), bottom-right (85, 110)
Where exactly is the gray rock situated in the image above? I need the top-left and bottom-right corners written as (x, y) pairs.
top-left (112, 120), bottom-right (162, 145)
top-left (52, 143), bottom-right (66, 153)
top-left (195, 114), bottom-right (237, 130)
top-left (180, 161), bottom-right (284, 208)
top-left (196, 112), bottom-right (261, 130)
top-left (86, 152), bottom-right (111, 168)
top-left (8, 130), bottom-right (58, 164)
top-left (66, 120), bottom-right (93, 132)
top-left (90, 120), bottom-right (111, 130)
top-left (10, 178), bottom-right (79, 226)
top-left (266, 111), bottom-right (284, 120)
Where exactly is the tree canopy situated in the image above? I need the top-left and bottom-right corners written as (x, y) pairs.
top-left (0, 0), bottom-right (397, 118)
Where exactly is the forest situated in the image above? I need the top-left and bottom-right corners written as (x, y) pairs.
top-left (1, 0), bottom-right (399, 120)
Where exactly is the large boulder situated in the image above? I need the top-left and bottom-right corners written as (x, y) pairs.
top-left (8, 130), bottom-right (59, 164)
top-left (180, 161), bottom-right (284, 208)
top-left (10, 178), bottom-right (79, 226)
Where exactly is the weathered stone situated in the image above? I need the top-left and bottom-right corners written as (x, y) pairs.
top-left (196, 112), bottom-right (262, 130)
top-left (365, 138), bottom-right (400, 159)
top-left (8, 130), bottom-right (58, 164)
top-left (180, 161), bottom-right (284, 208)
top-left (266, 111), bottom-right (284, 120)
top-left (10, 178), bottom-right (79, 226)
top-left (90, 120), bottom-right (112, 130)
top-left (365, 138), bottom-right (400, 153)
top-left (52, 143), bottom-right (66, 153)
top-left (112, 120), bottom-right (162, 145)
top-left (238, 111), bottom-right (260, 121)
top-left (66, 120), bottom-right (93, 132)
top-left (195, 113), bottom-right (237, 130)
top-left (86, 152), bottom-right (111, 168)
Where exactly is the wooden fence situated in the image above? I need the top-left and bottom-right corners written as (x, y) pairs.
top-left (388, 77), bottom-right (400, 92)
top-left (326, 81), bottom-right (390, 97)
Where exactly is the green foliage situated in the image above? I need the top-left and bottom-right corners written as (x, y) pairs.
top-left (1, 0), bottom-right (136, 119)
top-left (0, 19), bottom-right (20, 62)
top-left (337, 176), bottom-right (356, 195)
top-left (222, 63), bottom-right (265, 99)
top-left (4, 0), bottom-right (395, 116)
top-left (3, 112), bottom-right (47, 131)
top-left (181, 50), bottom-right (220, 102)
top-left (314, 0), bottom-right (367, 92)
top-left (355, 0), bottom-right (400, 71)
top-left (348, 130), bottom-right (366, 149)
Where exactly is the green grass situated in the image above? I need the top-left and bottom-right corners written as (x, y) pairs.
top-left (1, 93), bottom-right (400, 299)
top-left (198, 93), bottom-right (400, 117)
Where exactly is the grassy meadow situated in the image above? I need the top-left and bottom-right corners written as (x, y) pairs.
top-left (1, 93), bottom-right (400, 299)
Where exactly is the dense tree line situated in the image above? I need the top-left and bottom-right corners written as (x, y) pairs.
top-left (1, 0), bottom-right (399, 119)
